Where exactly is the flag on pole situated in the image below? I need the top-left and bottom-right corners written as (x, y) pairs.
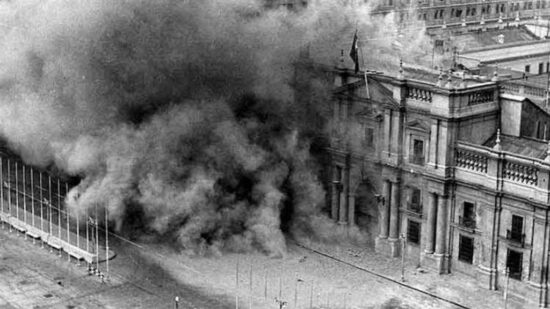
top-left (349, 30), bottom-right (359, 74)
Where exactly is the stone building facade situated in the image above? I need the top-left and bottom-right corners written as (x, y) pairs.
top-left (328, 60), bottom-right (550, 307)
top-left (377, 0), bottom-right (550, 28)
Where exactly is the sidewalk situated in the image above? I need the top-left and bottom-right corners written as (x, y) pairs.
top-left (305, 241), bottom-right (524, 309)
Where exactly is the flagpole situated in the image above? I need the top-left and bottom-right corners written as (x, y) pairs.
top-left (359, 42), bottom-right (370, 99)
top-left (22, 164), bottom-right (26, 239)
top-left (66, 184), bottom-right (70, 262)
top-left (48, 174), bottom-right (52, 236)
top-left (40, 171), bottom-right (44, 248)
top-left (57, 178), bottom-right (61, 240)
top-left (105, 207), bottom-right (109, 279)
top-left (86, 206), bottom-right (89, 253)
top-left (71, 182), bottom-right (79, 251)
top-left (31, 168), bottom-right (34, 230)
top-left (95, 203), bottom-right (99, 274)
top-left (0, 158), bottom-right (3, 230)
top-left (15, 161), bottom-right (18, 225)
top-left (7, 159), bottom-right (11, 233)
top-left (353, 29), bottom-right (370, 99)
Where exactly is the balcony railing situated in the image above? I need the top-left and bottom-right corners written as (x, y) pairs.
top-left (455, 148), bottom-right (488, 173)
top-left (411, 155), bottom-right (425, 166)
top-left (506, 229), bottom-right (526, 247)
top-left (467, 89), bottom-right (494, 106)
top-left (504, 161), bottom-right (538, 186)
top-left (459, 216), bottom-right (476, 229)
top-left (407, 203), bottom-right (422, 215)
top-left (455, 142), bottom-right (545, 193)
top-left (406, 86), bottom-right (432, 103)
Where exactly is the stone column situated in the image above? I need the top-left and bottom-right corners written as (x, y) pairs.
top-left (379, 180), bottom-right (390, 238)
top-left (529, 219), bottom-right (547, 285)
top-left (425, 192), bottom-right (437, 254)
top-left (383, 110), bottom-right (392, 156)
top-left (347, 194), bottom-right (356, 226)
top-left (435, 195), bottom-right (448, 255)
top-left (331, 182), bottom-right (340, 221)
top-left (331, 166), bottom-right (340, 221)
top-left (339, 191), bottom-right (347, 224)
top-left (389, 181), bottom-right (400, 240)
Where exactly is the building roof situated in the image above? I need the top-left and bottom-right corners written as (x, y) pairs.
top-left (461, 40), bottom-right (550, 63)
top-left (484, 134), bottom-right (549, 160)
top-left (450, 26), bottom-right (538, 52)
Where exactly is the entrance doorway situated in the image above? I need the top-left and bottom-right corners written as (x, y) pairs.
top-left (354, 181), bottom-right (379, 247)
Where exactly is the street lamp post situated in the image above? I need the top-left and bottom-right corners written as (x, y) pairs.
top-left (174, 296), bottom-right (179, 309)
top-left (400, 233), bottom-right (406, 282)
top-left (503, 268), bottom-right (510, 309)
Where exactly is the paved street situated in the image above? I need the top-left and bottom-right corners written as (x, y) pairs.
top-left (0, 227), bottom-right (233, 309)
top-left (0, 223), bottom-right (530, 309)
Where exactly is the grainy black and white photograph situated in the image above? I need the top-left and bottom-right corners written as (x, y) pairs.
top-left (0, 0), bottom-right (548, 308)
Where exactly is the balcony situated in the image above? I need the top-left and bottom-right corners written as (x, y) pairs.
top-left (506, 230), bottom-right (526, 247)
top-left (459, 216), bottom-right (476, 229)
top-left (407, 203), bottom-right (423, 216)
top-left (410, 155), bottom-right (425, 166)
top-left (406, 86), bottom-right (432, 103)
top-left (454, 142), bottom-right (548, 203)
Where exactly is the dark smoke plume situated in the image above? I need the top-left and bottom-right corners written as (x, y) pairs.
top-left (0, 0), bottom-right (436, 255)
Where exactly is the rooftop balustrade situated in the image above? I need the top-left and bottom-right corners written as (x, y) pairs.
top-left (454, 141), bottom-right (550, 202)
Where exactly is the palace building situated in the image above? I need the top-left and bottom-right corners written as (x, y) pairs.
top-left (324, 56), bottom-right (550, 307)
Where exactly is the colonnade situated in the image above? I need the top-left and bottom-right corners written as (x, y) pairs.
top-left (424, 192), bottom-right (448, 255)
top-left (378, 180), bottom-right (400, 240)
top-left (378, 180), bottom-right (448, 256)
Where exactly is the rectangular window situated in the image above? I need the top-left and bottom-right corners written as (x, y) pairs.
top-left (546, 62), bottom-right (549, 72)
top-left (540, 62), bottom-right (544, 74)
top-left (334, 166), bottom-right (343, 183)
top-left (338, 101), bottom-right (345, 120)
top-left (525, 65), bottom-right (531, 73)
top-left (365, 127), bottom-right (374, 147)
top-left (507, 249), bottom-right (523, 280)
top-left (461, 202), bottom-right (476, 228)
top-left (511, 215), bottom-right (523, 238)
top-left (412, 139), bottom-right (425, 166)
top-left (409, 188), bottom-right (422, 213)
top-left (458, 235), bottom-right (474, 263)
top-left (407, 220), bottom-right (420, 245)
top-left (507, 215), bottom-right (524, 245)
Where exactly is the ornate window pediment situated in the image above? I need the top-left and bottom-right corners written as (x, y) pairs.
top-left (406, 119), bottom-right (430, 133)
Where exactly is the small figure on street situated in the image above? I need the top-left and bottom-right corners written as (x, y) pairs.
top-left (275, 297), bottom-right (287, 309)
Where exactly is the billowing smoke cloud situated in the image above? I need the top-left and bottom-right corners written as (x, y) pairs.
top-left (0, 0), bottom-right (436, 255)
